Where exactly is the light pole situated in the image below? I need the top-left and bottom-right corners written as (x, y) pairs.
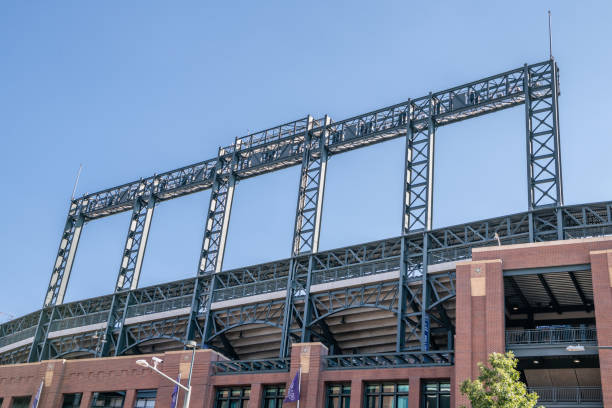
top-left (136, 340), bottom-right (198, 408)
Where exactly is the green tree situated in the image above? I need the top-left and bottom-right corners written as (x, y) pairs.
top-left (460, 351), bottom-right (539, 408)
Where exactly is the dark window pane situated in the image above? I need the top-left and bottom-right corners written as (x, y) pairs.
top-left (11, 396), bottom-right (31, 408)
top-left (62, 393), bottom-right (82, 408)
top-left (397, 396), bottom-right (409, 408)
top-left (439, 395), bottom-right (450, 408)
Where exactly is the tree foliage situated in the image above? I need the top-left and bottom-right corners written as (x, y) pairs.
top-left (460, 351), bottom-right (539, 408)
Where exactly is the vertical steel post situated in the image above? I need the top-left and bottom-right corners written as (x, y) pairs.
top-left (292, 116), bottom-right (330, 256)
top-left (280, 258), bottom-right (298, 358)
top-left (100, 179), bottom-right (158, 357)
top-left (34, 199), bottom-right (86, 361)
top-left (197, 145), bottom-right (239, 350)
top-left (299, 256), bottom-right (315, 344)
top-left (43, 200), bottom-right (86, 307)
top-left (525, 60), bottom-right (563, 210)
top-left (396, 238), bottom-right (408, 352)
top-left (420, 233), bottom-right (430, 351)
top-left (115, 179), bottom-right (157, 291)
top-left (198, 148), bottom-right (237, 275)
top-left (402, 98), bottom-right (434, 234)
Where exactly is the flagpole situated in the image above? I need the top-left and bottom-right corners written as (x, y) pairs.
top-left (297, 368), bottom-right (301, 408)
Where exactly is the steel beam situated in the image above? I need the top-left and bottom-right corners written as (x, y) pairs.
top-left (537, 274), bottom-right (561, 314)
top-left (44, 200), bottom-right (85, 307)
top-left (524, 60), bottom-right (563, 209)
top-left (279, 259), bottom-right (299, 358)
top-left (115, 179), bottom-right (157, 291)
top-left (292, 116), bottom-right (330, 256)
top-left (198, 149), bottom-right (237, 275)
top-left (403, 98), bottom-right (435, 233)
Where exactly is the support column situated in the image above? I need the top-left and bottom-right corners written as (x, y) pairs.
top-left (115, 179), bottom-right (157, 291)
top-left (280, 259), bottom-right (299, 358)
top-left (349, 379), bottom-right (363, 408)
top-left (34, 199), bottom-right (87, 361)
top-left (454, 259), bottom-right (504, 407)
top-left (402, 96), bottom-right (435, 353)
top-left (589, 250), bottom-right (612, 407)
top-left (249, 383), bottom-right (263, 408)
top-left (421, 233), bottom-right (430, 351)
top-left (402, 98), bottom-right (434, 234)
top-left (408, 376), bottom-right (421, 408)
top-left (43, 199), bottom-right (86, 307)
top-left (292, 116), bottom-right (330, 256)
top-left (524, 60), bottom-right (563, 210)
top-left (289, 343), bottom-right (328, 407)
top-left (198, 149), bottom-right (236, 275)
top-left (123, 389), bottom-right (136, 408)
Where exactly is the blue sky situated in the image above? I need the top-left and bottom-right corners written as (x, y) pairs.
top-left (1, 1), bottom-right (611, 319)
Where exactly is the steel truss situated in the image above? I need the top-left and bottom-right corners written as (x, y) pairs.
top-left (292, 116), bottom-right (330, 256)
top-left (2, 200), bottom-right (612, 365)
top-left (3, 59), bottom-right (580, 366)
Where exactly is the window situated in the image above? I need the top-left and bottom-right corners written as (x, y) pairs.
top-left (326, 383), bottom-right (351, 408)
top-left (421, 381), bottom-right (450, 408)
top-left (11, 396), bottom-right (31, 408)
top-left (62, 393), bottom-right (83, 408)
top-left (365, 383), bottom-right (409, 408)
top-left (262, 385), bottom-right (285, 408)
top-left (91, 391), bottom-right (125, 407)
top-left (214, 387), bottom-right (250, 408)
top-left (134, 390), bottom-right (156, 408)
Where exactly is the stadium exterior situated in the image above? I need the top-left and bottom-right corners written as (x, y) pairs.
top-left (1, 58), bottom-right (611, 407)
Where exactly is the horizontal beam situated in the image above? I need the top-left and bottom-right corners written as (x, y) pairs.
top-left (75, 60), bottom-right (551, 220)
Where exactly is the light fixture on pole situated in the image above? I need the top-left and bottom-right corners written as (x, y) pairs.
top-left (136, 341), bottom-right (198, 408)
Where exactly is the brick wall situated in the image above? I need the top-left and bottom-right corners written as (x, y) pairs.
top-left (0, 343), bottom-right (452, 407)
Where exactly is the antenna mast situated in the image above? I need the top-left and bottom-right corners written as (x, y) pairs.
top-left (548, 10), bottom-right (553, 60)
top-left (71, 164), bottom-right (83, 200)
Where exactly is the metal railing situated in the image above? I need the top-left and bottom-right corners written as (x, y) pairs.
top-left (213, 279), bottom-right (288, 302)
top-left (506, 328), bottom-right (597, 346)
top-left (125, 295), bottom-right (193, 318)
top-left (212, 358), bottom-right (290, 375)
top-left (0, 326), bottom-right (36, 348)
top-left (324, 350), bottom-right (453, 370)
top-left (529, 386), bottom-right (602, 405)
top-left (49, 311), bottom-right (109, 332)
top-left (311, 258), bottom-right (400, 285)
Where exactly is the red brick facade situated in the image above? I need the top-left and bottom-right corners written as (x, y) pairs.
top-left (0, 344), bottom-right (452, 408)
top-left (2, 237), bottom-right (612, 407)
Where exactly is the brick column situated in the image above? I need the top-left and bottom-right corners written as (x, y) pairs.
top-left (454, 259), bottom-right (504, 407)
top-left (80, 391), bottom-right (93, 408)
top-left (124, 389), bottom-right (136, 407)
top-left (590, 250), bottom-right (612, 407)
top-left (156, 349), bottom-right (220, 408)
top-left (350, 379), bottom-right (362, 407)
top-left (286, 342), bottom-right (328, 407)
top-left (408, 376), bottom-right (421, 408)
top-left (40, 359), bottom-right (67, 408)
top-left (249, 383), bottom-right (263, 408)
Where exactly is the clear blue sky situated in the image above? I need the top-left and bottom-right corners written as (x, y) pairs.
top-left (1, 1), bottom-right (611, 319)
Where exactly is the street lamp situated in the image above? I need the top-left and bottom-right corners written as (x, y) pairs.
top-left (566, 345), bottom-right (612, 352)
top-left (135, 340), bottom-right (198, 408)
